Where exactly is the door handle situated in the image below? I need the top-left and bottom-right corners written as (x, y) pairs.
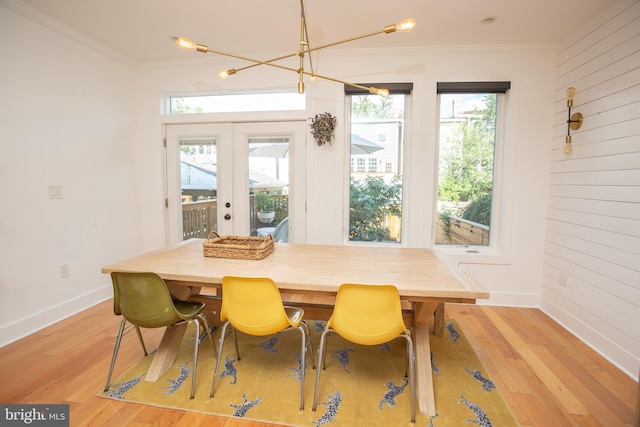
top-left (224, 214), bottom-right (231, 220)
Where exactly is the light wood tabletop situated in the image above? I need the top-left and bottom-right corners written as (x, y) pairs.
top-left (102, 238), bottom-right (489, 416)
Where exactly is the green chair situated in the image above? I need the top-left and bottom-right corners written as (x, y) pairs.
top-left (104, 271), bottom-right (216, 399)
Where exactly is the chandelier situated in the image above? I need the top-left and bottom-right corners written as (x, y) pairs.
top-left (175, 0), bottom-right (415, 96)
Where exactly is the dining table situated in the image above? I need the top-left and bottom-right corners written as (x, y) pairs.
top-left (102, 238), bottom-right (489, 416)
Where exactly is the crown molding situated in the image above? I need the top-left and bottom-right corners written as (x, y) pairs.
top-left (2, 0), bottom-right (136, 68)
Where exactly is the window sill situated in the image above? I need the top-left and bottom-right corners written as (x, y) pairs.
top-left (436, 245), bottom-right (512, 265)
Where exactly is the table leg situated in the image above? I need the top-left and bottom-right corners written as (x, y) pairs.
top-left (145, 323), bottom-right (188, 382)
top-left (413, 301), bottom-right (439, 416)
top-left (433, 302), bottom-right (445, 336)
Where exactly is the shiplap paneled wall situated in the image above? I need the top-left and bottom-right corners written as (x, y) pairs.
top-left (542, 0), bottom-right (640, 377)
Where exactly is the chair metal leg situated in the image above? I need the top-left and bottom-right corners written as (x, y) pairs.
top-left (312, 328), bottom-right (331, 411)
top-left (321, 329), bottom-right (331, 370)
top-left (134, 325), bottom-right (148, 356)
top-left (231, 326), bottom-right (240, 360)
top-left (403, 333), bottom-right (416, 423)
top-left (298, 325), bottom-right (307, 411)
top-left (104, 318), bottom-right (127, 392)
top-left (302, 320), bottom-right (315, 369)
top-left (188, 314), bottom-right (218, 399)
top-left (190, 318), bottom-right (201, 399)
top-left (210, 321), bottom-right (231, 398)
top-left (198, 313), bottom-right (217, 354)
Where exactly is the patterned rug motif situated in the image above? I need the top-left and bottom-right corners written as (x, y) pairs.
top-left (99, 319), bottom-right (517, 426)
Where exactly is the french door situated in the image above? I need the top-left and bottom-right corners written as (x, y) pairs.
top-left (165, 121), bottom-right (306, 245)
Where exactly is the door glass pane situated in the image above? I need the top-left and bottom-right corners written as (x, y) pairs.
top-left (179, 138), bottom-right (218, 240)
top-left (349, 94), bottom-right (405, 243)
top-left (248, 137), bottom-right (290, 242)
top-left (436, 93), bottom-right (497, 246)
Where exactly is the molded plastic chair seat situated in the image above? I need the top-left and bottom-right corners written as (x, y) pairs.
top-left (210, 275), bottom-right (314, 410)
top-left (312, 283), bottom-right (416, 423)
top-left (104, 272), bottom-right (216, 399)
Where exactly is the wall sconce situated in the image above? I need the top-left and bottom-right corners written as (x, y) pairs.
top-left (565, 87), bottom-right (584, 155)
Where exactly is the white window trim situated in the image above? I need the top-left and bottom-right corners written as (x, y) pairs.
top-left (343, 92), bottom-right (412, 246)
top-left (434, 91), bottom-right (515, 265)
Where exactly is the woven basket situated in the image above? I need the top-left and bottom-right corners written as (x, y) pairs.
top-left (203, 232), bottom-right (274, 260)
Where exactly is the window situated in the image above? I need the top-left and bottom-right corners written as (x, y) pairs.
top-left (169, 92), bottom-right (305, 114)
top-left (346, 83), bottom-right (411, 243)
top-left (435, 82), bottom-right (510, 248)
top-left (368, 158), bottom-right (378, 172)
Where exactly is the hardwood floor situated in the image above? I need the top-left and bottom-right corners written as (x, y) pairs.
top-left (0, 300), bottom-right (636, 426)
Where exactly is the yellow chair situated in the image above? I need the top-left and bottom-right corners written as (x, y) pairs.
top-left (210, 276), bottom-right (314, 410)
top-left (312, 283), bottom-right (415, 423)
top-left (104, 272), bottom-right (216, 399)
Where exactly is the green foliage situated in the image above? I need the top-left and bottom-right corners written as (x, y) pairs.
top-left (349, 176), bottom-right (402, 241)
top-left (170, 98), bottom-right (203, 114)
top-left (350, 95), bottom-right (397, 119)
top-left (309, 112), bottom-right (337, 146)
top-left (255, 192), bottom-right (274, 212)
top-left (438, 210), bottom-right (452, 238)
top-left (438, 94), bottom-right (496, 203)
top-left (462, 194), bottom-right (492, 226)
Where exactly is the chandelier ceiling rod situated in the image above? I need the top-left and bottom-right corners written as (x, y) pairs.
top-left (175, 1), bottom-right (415, 96)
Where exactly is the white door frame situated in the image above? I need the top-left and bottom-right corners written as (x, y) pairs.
top-left (165, 121), bottom-right (307, 245)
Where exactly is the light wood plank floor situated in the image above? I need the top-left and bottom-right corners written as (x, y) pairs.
top-left (0, 301), bottom-right (637, 426)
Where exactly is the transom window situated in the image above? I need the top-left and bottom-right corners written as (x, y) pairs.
top-left (169, 92), bottom-right (305, 114)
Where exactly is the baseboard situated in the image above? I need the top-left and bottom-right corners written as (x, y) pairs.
top-left (477, 291), bottom-right (540, 308)
top-left (541, 298), bottom-right (638, 379)
top-left (0, 284), bottom-right (112, 347)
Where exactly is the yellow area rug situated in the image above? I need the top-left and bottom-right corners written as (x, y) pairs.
top-left (98, 320), bottom-right (517, 426)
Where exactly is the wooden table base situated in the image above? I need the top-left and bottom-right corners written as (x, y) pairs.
top-left (144, 294), bottom-right (443, 416)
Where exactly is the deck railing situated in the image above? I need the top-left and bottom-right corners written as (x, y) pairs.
top-left (436, 213), bottom-right (490, 246)
top-left (182, 199), bottom-right (217, 239)
top-left (182, 195), bottom-right (289, 240)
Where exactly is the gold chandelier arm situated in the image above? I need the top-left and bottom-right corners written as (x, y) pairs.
top-left (302, 71), bottom-right (389, 96)
top-left (224, 60), bottom-right (389, 96)
top-left (174, 9), bottom-right (414, 96)
top-left (299, 18), bottom-right (415, 55)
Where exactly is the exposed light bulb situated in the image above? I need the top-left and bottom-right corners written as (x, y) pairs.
top-left (369, 87), bottom-right (389, 97)
top-left (564, 135), bottom-right (572, 155)
top-left (385, 18), bottom-right (416, 33)
top-left (175, 37), bottom-right (208, 53)
top-left (566, 87), bottom-right (576, 99)
top-left (564, 142), bottom-right (572, 155)
top-left (176, 37), bottom-right (196, 50)
top-left (395, 18), bottom-right (416, 32)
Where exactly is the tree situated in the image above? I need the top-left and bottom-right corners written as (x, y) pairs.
top-left (349, 175), bottom-right (402, 241)
top-left (462, 194), bottom-right (492, 226)
top-left (170, 98), bottom-right (203, 114)
top-left (351, 95), bottom-right (395, 119)
top-left (438, 94), bottom-right (496, 203)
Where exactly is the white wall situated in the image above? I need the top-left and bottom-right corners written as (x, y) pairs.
top-left (542, 1), bottom-right (640, 377)
top-left (0, 4), bottom-right (140, 345)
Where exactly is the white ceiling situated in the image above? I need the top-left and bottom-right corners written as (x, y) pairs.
top-left (13, 0), bottom-right (621, 63)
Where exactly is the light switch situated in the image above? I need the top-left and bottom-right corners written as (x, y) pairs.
top-left (48, 185), bottom-right (63, 199)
